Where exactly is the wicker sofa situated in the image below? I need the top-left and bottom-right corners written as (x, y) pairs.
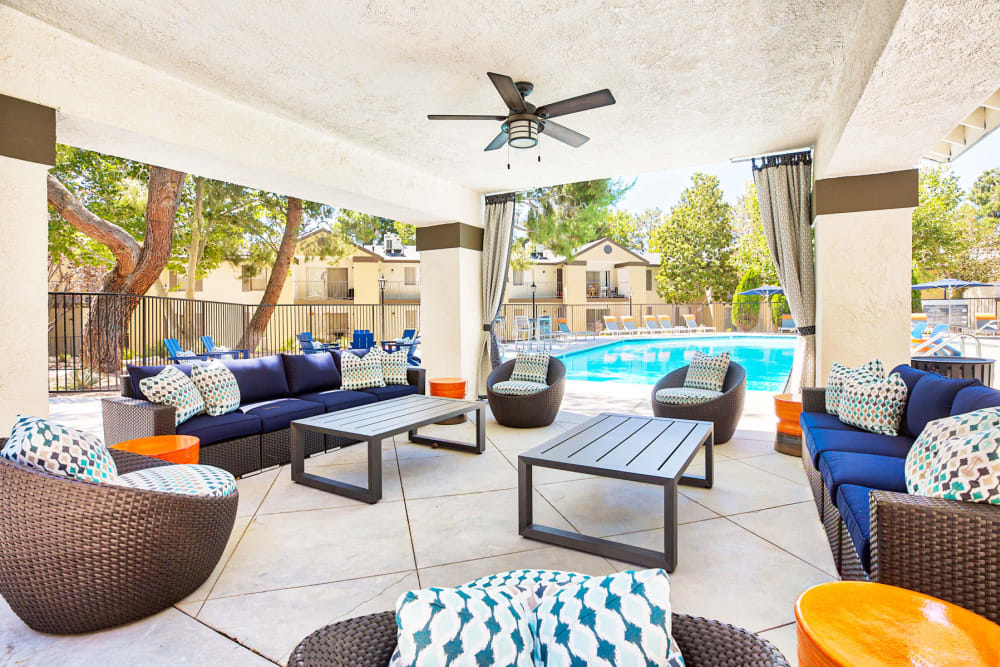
top-left (103, 350), bottom-right (426, 477)
top-left (486, 357), bottom-right (566, 428)
top-left (651, 363), bottom-right (746, 443)
top-left (800, 363), bottom-right (1000, 623)
top-left (0, 446), bottom-right (237, 634)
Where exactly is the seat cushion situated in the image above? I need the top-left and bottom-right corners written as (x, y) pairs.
top-left (297, 389), bottom-right (378, 412)
top-left (239, 398), bottom-right (324, 432)
top-left (281, 352), bottom-right (341, 395)
top-left (800, 412), bottom-right (855, 431)
top-left (175, 411), bottom-right (263, 446)
top-left (952, 384), bottom-right (1000, 415)
top-left (117, 463), bottom-right (236, 498)
top-left (127, 363), bottom-right (194, 402)
top-left (2, 415), bottom-right (118, 484)
top-left (805, 426), bottom-right (914, 467)
top-left (903, 373), bottom-right (977, 437)
top-left (362, 384), bottom-right (421, 401)
top-left (836, 484), bottom-right (873, 571)
top-left (818, 451), bottom-right (907, 506)
top-left (654, 387), bottom-right (722, 405)
top-left (491, 380), bottom-right (549, 396)
top-left (222, 355), bottom-right (290, 404)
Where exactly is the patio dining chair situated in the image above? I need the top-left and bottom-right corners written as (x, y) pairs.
top-left (682, 313), bottom-right (716, 332)
top-left (200, 335), bottom-right (250, 359)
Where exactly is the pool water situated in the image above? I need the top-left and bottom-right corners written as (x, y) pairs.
top-left (558, 335), bottom-right (796, 392)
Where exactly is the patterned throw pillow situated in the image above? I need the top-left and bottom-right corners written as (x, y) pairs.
top-left (905, 408), bottom-right (1000, 495)
top-left (461, 569), bottom-right (593, 592)
top-left (534, 569), bottom-right (684, 667)
top-left (1, 415), bottom-right (118, 484)
top-left (139, 365), bottom-right (206, 425)
top-left (683, 351), bottom-right (730, 392)
top-left (511, 351), bottom-right (550, 384)
top-left (341, 350), bottom-right (386, 391)
top-left (825, 359), bottom-right (885, 415)
top-left (381, 348), bottom-right (409, 385)
top-left (117, 463), bottom-right (237, 497)
top-left (491, 380), bottom-right (548, 396)
top-left (655, 387), bottom-right (723, 405)
top-left (907, 428), bottom-right (1000, 505)
top-left (837, 371), bottom-right (908, 436)
top-left (190, 360), bottom-right (241, 416)
top-left (389, 585), bottom-right (535, 667)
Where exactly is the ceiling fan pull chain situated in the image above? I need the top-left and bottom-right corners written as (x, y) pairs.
top-left (507, 142), bottom-right (511, 170)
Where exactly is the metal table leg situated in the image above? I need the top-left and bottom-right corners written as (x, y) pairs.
top-left (290, 424), bottom-right (383, 503)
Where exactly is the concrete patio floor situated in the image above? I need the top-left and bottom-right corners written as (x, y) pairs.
top-left (7, 385), bottom-right (835, 666)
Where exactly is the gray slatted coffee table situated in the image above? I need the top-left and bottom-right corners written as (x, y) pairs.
top-left (290, 394), bottom-right (484, 504)
top-left (518, 413), bottom-right (713, 572)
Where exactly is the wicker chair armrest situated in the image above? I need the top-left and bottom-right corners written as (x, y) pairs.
top-left (672, 613), bottom-right (790, 667)
top-left (871, 490), bottom-right (1000, 622)
top-left (108, 448), bottom-right (174, 474)
top-left (801, 387), bottom-right (827, 414)
top-left (652, 367), bottom-right (688, 394)
top-left (101, 396), bottom-right (176, 447)
top-left (119, 374), bottom-right (134, 397)
top-left (406, 367), bottom-right (426, 394)
top-left (487, 360), bottom-right (516, 387)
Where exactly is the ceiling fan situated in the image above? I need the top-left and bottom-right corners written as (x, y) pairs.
top-left (428, 72), bottom-right (615, 152)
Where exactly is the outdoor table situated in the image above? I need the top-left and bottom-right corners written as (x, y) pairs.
top-left (112, 434), bottom-right (200, 464)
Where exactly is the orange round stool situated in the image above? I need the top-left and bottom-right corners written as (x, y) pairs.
top-left (429, 377), bottom-right (468, 424)
top-left (773, 393), bottom-right (802, 457)
top-left (795, 581), bottom-right (1000, 667)
top-left (112, 435), bottom-right (200, 464)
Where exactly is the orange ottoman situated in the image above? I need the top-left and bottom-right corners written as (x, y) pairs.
top-left (795, 581), bottom-right (1000, 666)
top-left (112, 435), bottom-right (200, 464)
top-left (429, 377), bottom-right (467, 424)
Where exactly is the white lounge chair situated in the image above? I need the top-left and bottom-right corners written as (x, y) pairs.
top-left (682, 313), bottom-right (716, 332)
top-left (601, 315), bottom-right (628, 336)
top-left (620, 315), bottom-right (649, 335)
top-left (778, 314), bottom-right (796, 333)
top-left (657, 315), bottom-right (686, 333)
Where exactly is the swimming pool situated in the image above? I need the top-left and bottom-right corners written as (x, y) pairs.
top-left (558, 335), bottom-right (796, 392)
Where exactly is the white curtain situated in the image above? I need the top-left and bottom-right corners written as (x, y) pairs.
top-left (477, 193), bottom-right (516, 395)
top-left (753, 153), bottom-right (816, 390)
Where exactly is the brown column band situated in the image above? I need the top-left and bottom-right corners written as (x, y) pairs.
top-left (415, 222), bottom-right (484, 251)
top-left (0, 95), bottom-right (56, 166)
top-left (814, 169), bottom-right (918, 217)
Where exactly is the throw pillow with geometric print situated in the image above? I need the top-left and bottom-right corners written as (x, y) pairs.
top-left (910, 428), bottom-right (1000, 505)
top-left (905, 407), bottom-right (1000, 495)
top-left (825, 359), bottom-right (885, 415)
top-left (837, 371), bottom-right (908, 436)
top-left (341, 350), bottom-right (387, 390)
top-left (190, 360), bottom-right (241, 416)
top-left (1, 415), bottom-right (118, 484)
top-left (139, 364), bottom-right (206, 425)
top-left (683, 350), bottom-right (730, 392)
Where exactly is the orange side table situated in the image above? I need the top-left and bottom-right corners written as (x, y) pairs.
top-left (429, 377), bottom-right (467, 425)
top-left (112, 435), bottom-right (200, 464)
top-left (773, 393), bottom-right (802, 457)
top-left (795, 582), bottom-right (1000, 667)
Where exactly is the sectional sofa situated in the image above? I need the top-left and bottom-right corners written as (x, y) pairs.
top-left (800, 363), bottom-right (1000, 623)
top-left (102, 350), bottom-right (426, 477)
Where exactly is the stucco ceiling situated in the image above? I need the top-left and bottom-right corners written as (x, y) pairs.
top-left (3, 0), bottom-right (874, 192)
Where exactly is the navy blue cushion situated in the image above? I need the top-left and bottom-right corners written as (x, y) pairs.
top-left (890, 364), bottom-right (930, 398)
top-left (240, 398), bottom-right (323, 432)
top-left (903, 373), bottom-right (977, 437)
top-left (805, 427), bottom-right (913, 467)
top-left (818, 451), bottom-right (907, 506)
top-left (331, 348), bottom-right (371, 376)
top-left (223, 355), bottom-right (290, 404)
top-left (176, 411), bottom-right (262, 446)
top-left (800, 412), bottom-right (855, 432)
top-left (836, 484), bottom-right (873, 571)
top-left (127, 363), bottom-right (195, 402)
top-left (951, 384), bottom-right (1000, 416)
top-left (297, 389), bottom-right (378, 412)
top-left (362, 384), bottom-right (420, 401)
top-left (281, 353), bottom-right (341, 395)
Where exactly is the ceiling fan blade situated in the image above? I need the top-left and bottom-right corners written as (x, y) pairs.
top-left (540, 121), bottom-right (589, 147)
top-left (427, 114), bottom-right (507, 120)
top-left (536, 89), bottom-right (615, 119)
top-left (484, 130), bottom-right (509, 151)
top-left (487, 72), bottom-right (526, 113)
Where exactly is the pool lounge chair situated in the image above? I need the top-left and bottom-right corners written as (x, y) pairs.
top-left (910, 321), bottom-right (930, 341)
top-left (777, 315), bottom-right (796, 333)
top-left (682, 313), bottom-right (716, 332)
top-left (163, 338), bottom-right (208, 363)
top-left (200, 336), bottom-right (250, 359)
top-left (657, 314), bottom-right (686, 333)
top-left (620, 315), bottom-right (648, 335)
top-left (643, 315), bottom-right (664, 333)
top-left (911, 324), bottom-right (952, 355)
top-left (601, 315), bottom-right (629, 335)
top-left (297, 332), bottom-right (338, 354)
top-left (971, 314), bottom-right (999, 336)
top-left (557, 317), bottom-right (595, 340)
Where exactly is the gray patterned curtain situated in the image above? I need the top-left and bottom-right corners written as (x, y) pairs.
top-left (478, 193), bottom-right (516, 395)
top-left (752, 152), bottom-right (816, 390)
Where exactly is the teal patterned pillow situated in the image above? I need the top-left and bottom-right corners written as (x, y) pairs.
top-left (139, 365), bottom-right (205, 425)
top-left (905, 408), bottom-right (1000, 495)
top-left (461, 569), bottom-right (593, 591)
top-left (341, 350), bottom-right (386, 391)
top-left (381, 348), bottom-right (409, 385)
top-left (190, 360), bottom-right (241, 416)
top-left (655, 387), bottom-right (723, 405)
top-left (908, 428), bottom-right (1000, 505)
top-left (2, 415), bottom-right (118, 484)
top-left (837, 371), bottom-right (908, 436)
top-left (511, 351), bottom-right (550, 384)
top-left (683, 351), bottom-right (730, 392)
top-left (389, 585), bottom-right (535, 667)
top-left (825, 359), bottom-right (885, 415)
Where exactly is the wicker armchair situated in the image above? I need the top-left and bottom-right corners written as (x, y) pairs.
top-left (287, 610), bottom-right (789, 667)
top-left (486, 357), bottom-right (566, 428)
top-left (0, 446), bottom-right (238, 634)
top-left (651, 363), bottom-right (747, 443)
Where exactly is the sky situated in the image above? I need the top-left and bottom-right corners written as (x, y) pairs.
top-left (613, 129), bottom-right (1000, 214)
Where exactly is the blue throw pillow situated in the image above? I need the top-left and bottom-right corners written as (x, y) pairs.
top-left (904, 374), bottom-right (977, 437)
top-left (951, 384), bottom-right (1000, 415)
top-left (889, 364), bottom-right (930, 397)
top-left (222, 355), bottom-right (290, 404)
top-left (280, 353), bottom-right (341, 395)
top-left (127, 363), bottom-right (195, 402)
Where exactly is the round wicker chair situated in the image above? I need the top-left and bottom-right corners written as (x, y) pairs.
top-left (651, 363), bottom-right (747, 443)
top-left (486, 357), bottom-right (566, 428)
top-left (287, 610), bottom-right (790, 666)
top-left (0, 447), bottom-right (238, 634)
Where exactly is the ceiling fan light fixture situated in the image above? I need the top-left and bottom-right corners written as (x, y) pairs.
top-left (507, 118), bottom-right (539, 149)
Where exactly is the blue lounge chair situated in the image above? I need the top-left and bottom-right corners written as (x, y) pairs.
top-left (910, 321), bottom-right (929, 340)
top-left (200, 335), bottom-right (250, 359)
top-left (601, 315), bottom-right (626, 336)
top-left (297, 332), bottom-right (337, 354)
top-left (620, 315), bottom-right (649, 335)
top-left (778, 315), bottom-right (796, 333)
top-left (911, 324), bottom-right (951, 355)
top-left (682, 313), bottom-right (716, 332)
top-left (557, 317), bottom-right (595, 340)
top-left (656, 315), bottom-right (686, 333)
top-left (163, 338), bottom-right (207, 364)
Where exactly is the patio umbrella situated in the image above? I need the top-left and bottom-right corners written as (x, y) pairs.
top-left (911, 278), bottom-right (992, 299)
top-left (737, 285), bottom-right (785, 296)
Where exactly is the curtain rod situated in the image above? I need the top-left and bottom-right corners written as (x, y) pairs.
top-left (729, 146), bottom-right (813, 164)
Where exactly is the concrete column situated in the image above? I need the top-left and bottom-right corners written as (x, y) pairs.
top-left (813, 170), bottom-right (917, 380)
top-left (563, 263), bottom-right (587, 331)
top-left (0, 95), bottom-right (55, 432)
top-left (416, 223), bottom-right (483, 385)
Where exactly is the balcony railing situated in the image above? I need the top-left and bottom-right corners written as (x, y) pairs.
top-left (586, 282), bottom-right (630, 299)
top-left (383, 281), bottom-right (420, 300)
top-left (294, 280), bottom-right (353, 300)
top-left (507, 281), bottom-right (561, 300)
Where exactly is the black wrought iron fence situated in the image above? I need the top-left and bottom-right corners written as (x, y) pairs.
top-left (48, 292), bottom-right (419, 393)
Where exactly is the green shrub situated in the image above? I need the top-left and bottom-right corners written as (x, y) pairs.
top-left (770, 294), bottom-right (791, 328)
top-left (733, 269), bottom-right (761, 331)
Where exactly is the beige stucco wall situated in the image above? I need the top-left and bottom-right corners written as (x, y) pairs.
top-left (419, 247), bottom-right (482, 388)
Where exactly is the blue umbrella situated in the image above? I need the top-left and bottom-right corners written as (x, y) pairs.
top-left (911, 278), bottom-right (992, 299)
top-left (737, 284), bottom-right (784, 296)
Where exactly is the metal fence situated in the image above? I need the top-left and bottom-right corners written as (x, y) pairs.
top-left (48, 292), bottom-right (419, 393)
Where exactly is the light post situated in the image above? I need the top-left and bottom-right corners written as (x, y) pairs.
top-left (378, 274), bottom-right (386, 344)
top-left (628, 288), bottom-right (633, 315)
top-left (531, 280), bottom-right (538, 347)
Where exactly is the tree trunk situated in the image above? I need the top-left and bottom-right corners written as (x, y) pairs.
top-left (238, 197), bottom-right (302, 352)
top-left (185, 176), bottom-right (206, 300)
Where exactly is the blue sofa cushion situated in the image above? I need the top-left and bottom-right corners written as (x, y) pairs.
top-left (176, 411), bottom-right (262, 446)
top-left (127, 363), bottom-right (194, 402)
top-left (239, 398), bottom-right (323, 432)
top-left (800, 412), bottom-right (855, 432)
top-left (952, 384), bottom-right (1000, 415)
top-left (890, 363), bottom-right (930, 398)
top-left (903, 373), bottom-right (977, 437)
top-left (223, 355), bottom-right (290, 404)
top-left (297, 389), bottom-right (378, 412)
top-left (805, 426), bottom-right (914, 467)
top-left (281, 353), bottom-right (341, 395)
top-left (836, 484), bottom-right (873, 571)
top-left (362, 384), bottom-right (420, 401)
top-left (818, 451), bottom-right (907, 505)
